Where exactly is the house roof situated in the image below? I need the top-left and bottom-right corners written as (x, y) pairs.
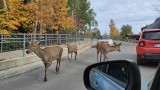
top-left (142, 17), bottom-right (160, 30)
top-left (146, 17), bottom-right (160, 29)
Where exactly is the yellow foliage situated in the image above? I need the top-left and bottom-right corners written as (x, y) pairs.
top-left (0, 29), bottom-right (10, 34)
top-left (85, 31), bottom-right (93, 37)
top-left (19, 17), bottom-right (27, 22)
top-left (109, 19), bottom-right (119, 39)
top-left (0, 0), bottom-right (77, 34)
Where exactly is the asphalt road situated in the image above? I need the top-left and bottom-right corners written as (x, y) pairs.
top-left (0, 42), bottom-right (158, 90)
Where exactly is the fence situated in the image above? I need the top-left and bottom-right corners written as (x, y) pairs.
top-left (0, 34), bottom-right (92, 59)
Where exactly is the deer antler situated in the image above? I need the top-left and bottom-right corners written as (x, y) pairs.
top-left (114, 42), bottom-right (117, 45)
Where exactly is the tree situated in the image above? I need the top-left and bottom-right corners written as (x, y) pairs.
top-left (68, 0), bottom-right (97, 33)
top-left (0, 0), bottom-right (97, 34)
top-left (120, 24), bottom-right (133, 40)
top-left (109, 19), bottom-right (119, 39)
top-left (92, 27), bottom-right (100, 39)
top-left (153, 0), bottom-right (160, 13)
top-left (0, 0), bottom-right (35, 34)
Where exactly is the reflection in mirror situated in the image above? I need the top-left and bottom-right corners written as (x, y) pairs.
top-left (89, 63), bottom-right (128, 90)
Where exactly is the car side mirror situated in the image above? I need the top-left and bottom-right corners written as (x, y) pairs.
top-left (83, 60), bottom-right (141, 90)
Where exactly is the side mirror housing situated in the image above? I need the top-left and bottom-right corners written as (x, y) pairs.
top-left (83, 60), bottom-right (141, 90)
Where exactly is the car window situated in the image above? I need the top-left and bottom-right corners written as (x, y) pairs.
top-left (143, 31), bottom-right (160, 40)
top-left (90, 65), bottom-right (126, 90)
top-left (101, 36), bottom-right (110, 39)
top-left (106, 63), bottom-right (128, 84)
top-left (95, 63), bottom-right (128, 84)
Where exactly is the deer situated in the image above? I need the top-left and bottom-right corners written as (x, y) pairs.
top-left (96, 42), bottom-right (122, 62)
top-left (26, 41), bottom-right (63, 82)
top-left (66, 42), bottom-right (77, 61)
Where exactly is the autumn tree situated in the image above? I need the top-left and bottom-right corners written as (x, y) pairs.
top-left (0, 0), bottom-right (35, 34)
top-left (68, 0), bottom-right (97, 33)
top-left (120, 24), bottom-right (133, 40)
top-left (50, 0), bottom-right (76, 34)
top-left (109, 19), bottom-right (119, 39)
top-left (0, 0), bottom-right (97, 34)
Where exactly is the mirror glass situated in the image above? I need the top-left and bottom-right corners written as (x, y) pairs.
top-left (89, 63), bottom-right (129, 90)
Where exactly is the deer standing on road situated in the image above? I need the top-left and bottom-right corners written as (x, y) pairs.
top-left (26, 41), bottom-right (63, 82)
top-left (66, 42), bottom-right (77, 61)
top-left (96, 42), bottom-right (122, 62)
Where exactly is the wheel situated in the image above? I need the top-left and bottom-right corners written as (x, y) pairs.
top-left (137, 55), bottom-right (144, 65)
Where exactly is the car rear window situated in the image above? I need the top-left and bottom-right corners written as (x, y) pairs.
top-left (143, 31), bottom-right (160, 40)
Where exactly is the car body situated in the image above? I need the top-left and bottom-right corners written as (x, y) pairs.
top-left (136, 29), bottom-right (160, 65)
top-left (83, 60), bottom-right (160, 90)
top-left (98, 36), bottom-right (114, 46)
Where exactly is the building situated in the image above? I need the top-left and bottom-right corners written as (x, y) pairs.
top-left (127, 17), bottom-right (160, 43)
top-left (126, 34), bottom-right (140, 43)
top-left (141, 17), bottom-right (160, 31)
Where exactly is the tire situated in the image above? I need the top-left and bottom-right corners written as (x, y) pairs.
top-left (137, 55), bottom-right (144, 65)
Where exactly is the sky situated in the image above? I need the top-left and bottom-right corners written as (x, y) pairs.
top-left (88, 0), bottom-right (160, 35)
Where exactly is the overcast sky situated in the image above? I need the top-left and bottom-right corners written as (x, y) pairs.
top-left (88, 0), bottom-right (160, 35)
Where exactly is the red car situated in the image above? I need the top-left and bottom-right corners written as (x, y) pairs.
top-left (136, 29), bottom-right (160, 65)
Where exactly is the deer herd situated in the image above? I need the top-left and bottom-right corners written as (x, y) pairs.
top-left (26, 41), bottom-right (122, 81)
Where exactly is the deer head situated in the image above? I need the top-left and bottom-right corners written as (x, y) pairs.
top-left (65, 42), bottom-right (71, 47)
top-left (26, 41), bottom-right (40, 54)
top-left (116, 42), bottom-right (122, 52)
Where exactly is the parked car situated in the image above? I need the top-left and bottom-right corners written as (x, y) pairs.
top-left (83, 60), bottom-right (160, 90)
top-left (98, 36), bottom-right (113, 46)
top-left (136, 29), bottom-right (160, 65)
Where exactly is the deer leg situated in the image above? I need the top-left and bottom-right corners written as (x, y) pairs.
top-left (103, 52), bottom-right (107, 62)
top-left (71, 52), bottom-right (73, 59)
top-left (100, 52), bottom-right (102, 62)
top-left (97, 51), bottom-right (99, 62)
top-left (104, 53), bottom-right (108, 61)
top-left (68, 53), bottom-right (70, 60)
top-left (56, 60), bottom-right (59, 73)
top-left (56, 60), bottom-right (60, 73)
top-left (57, 59), bottom-right (61, 73)
top-left (56, 53), bottom-right (62, 73)
top-left (74, 51), bottom-right (77, 60)
top-left (44, 63), bottom-right (51, 82)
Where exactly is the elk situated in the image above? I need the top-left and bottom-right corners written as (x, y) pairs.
top-left (66, 42), bottom-right (77, 61)
top-left (96, 42), bottom-right (122, 62)
top-left (26, 41), bottom-right (63, 82)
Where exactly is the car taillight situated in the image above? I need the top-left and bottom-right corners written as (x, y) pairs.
top-left (139, 41), bottom-right (145, 47)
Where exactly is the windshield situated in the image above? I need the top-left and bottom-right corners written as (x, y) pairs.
top-left (143, 31), bottom-right (160, 40)
top-left (101, 36), bottom-right (110, 39)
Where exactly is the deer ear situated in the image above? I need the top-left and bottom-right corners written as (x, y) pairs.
top-left (119, 42), bottom-right (122, 45)
top-left (37, 41), bottom-right (39, 44)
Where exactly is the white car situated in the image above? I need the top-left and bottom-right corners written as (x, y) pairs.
top-left (98, 37), bottom-right (114, 46)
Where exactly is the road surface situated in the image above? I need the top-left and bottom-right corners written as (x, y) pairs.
top-left (0, 42), bottom-right (158, 90)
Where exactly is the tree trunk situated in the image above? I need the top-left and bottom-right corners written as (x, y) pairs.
top-left (3, 0), bottom-right (7, 8)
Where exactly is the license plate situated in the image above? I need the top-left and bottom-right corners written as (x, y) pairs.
top-left (154, 44), bottom-right (160, 47)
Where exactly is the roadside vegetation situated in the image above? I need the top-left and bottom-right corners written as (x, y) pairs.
top-left (0, 0), bottom-right (101, 39)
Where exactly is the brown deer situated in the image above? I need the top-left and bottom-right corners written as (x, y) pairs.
top-left (96, 42), bottom-right (122, 62)
top-left (66, 42), bottom-right (77, 61)
top-left (26, 41), bottom-right (63, 82)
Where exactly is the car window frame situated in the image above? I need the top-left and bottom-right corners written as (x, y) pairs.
top-left (148, 63), bottom-right (160, 90)
top-left (95, 68), bottom-right (127, 88)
